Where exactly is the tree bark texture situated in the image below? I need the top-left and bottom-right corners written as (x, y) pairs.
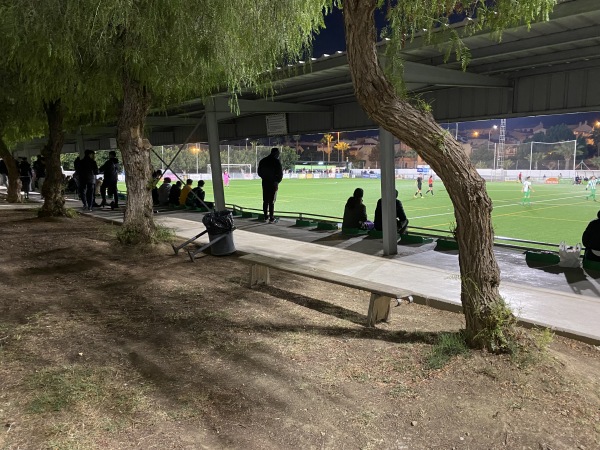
top-left (0, 136), bottom-right (22, 202)
top-left (39, 99), bottom-right (67, 217)
top-left (117, 75), bottom-right (155, 242)
top-left (343, 0), bottom-right (508, 350)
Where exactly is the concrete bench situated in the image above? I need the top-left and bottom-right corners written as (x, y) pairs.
top-left (239, 254), bottom-right (414, 327)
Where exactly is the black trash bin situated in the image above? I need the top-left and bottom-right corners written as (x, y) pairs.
top-left (202, 210), bottom-right (236, 256)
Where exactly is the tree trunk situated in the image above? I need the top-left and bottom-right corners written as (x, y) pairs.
top-left (0, 136), bottom-right (22, 202)
top-left (117, 74), bottom-right (155, 243)
top-left (39, 99), bottom-right (67, 217)
top-left (343, 0), bottom-right (513, 351)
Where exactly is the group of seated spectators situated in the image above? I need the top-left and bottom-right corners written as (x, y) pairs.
top-left (153, 175), bottom-right (214, 209)
top-left (342, 187), bottom-right (409, 234)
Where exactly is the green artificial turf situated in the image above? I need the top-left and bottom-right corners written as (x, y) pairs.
top-left (122, 177), bottom-right (598, 248)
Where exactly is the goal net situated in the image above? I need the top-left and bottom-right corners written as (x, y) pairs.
top-left (207, 164), bottom-right (252, 179)
top-left (472, 140), bottom-right (579, 181)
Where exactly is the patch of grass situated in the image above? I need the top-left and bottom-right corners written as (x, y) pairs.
top-left (425, 332), bottom-right (470, 370)
top-left (512, 327), bottom-right (555, 368)
top-left (64, 208), bottom-right (79, 218)
top-left (27, 366), bottom-right (103, 413)
top-left (115, 223), bottom-right (175, 245)
top-left (25, 365), bottom-right (142, 415)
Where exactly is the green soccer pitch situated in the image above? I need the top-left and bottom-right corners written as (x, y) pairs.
top-left (217, 177), bottom-right (597, 247)
top-left (121, 177), bottom-right (597, 248)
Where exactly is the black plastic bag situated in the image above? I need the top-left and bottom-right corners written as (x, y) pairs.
top-left (202, 210), bottom-right (236, 235)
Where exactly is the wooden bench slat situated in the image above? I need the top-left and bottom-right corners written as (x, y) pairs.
top-left (239, 254), bottom-right (411, 299)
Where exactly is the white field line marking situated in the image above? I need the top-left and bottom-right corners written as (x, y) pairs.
top-left (411, 194), bottom-right (588, 220)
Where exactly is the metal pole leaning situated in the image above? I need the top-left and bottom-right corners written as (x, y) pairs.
top-left (171, 229), bottom-right (208, 255)
top-left (186, 234), bottom-right (228, 262)
top-left (151, 114), bottom-right (206, 187)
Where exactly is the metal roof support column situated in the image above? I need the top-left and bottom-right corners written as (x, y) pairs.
top-left (205, 97), bottom-right (226, 211)
top-left (379, 127), bottom-right (397, 256)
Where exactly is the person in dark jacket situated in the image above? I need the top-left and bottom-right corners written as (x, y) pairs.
top-left (186, 179), bottom-right (214, 209)
top-left (157, 177), bottom-right (172, 206)
top-left (32, 155), bottom-right (46, 193)
top-left (374, 189), bottom-right (409, 234)
top-left (151, 169), bottom-right (162, 205)
top-left (0, 158), bottom-right (8, 187)
top-left (77, 150), bottom-right (99, 211)
top-left (257, 147), bottom-right (283, 223)
top-left (342, 188), bottom-right (369, 229)
top-left (18, 157), bottom-right (33, 199)
top-left (99, 151), bottom-right (120, 209)
top-left (168, 180), bottom-right (182, 206)
top-left (582, 210), bottom-right (600, 262)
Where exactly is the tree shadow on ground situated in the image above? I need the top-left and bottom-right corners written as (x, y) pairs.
top-left (525, 261), bottom-right (600, 297)
top-left (252, 284), bottom-right (440, 345)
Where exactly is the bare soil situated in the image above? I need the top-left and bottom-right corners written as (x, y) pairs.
top-left (0, 206), bottom-right (599, 450)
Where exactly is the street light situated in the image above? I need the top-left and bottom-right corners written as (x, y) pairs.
top-left (190, 146), bottom-right (199, 174)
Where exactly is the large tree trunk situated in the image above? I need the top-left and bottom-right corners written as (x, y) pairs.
top-left (0, 136), bottom-right (22, 202)
top-left (117, 74), bottom-right (155, 243)
top-left (343, 0), bottom-right (513, 351)
top-left (39, 99), bottom-right (67, 217)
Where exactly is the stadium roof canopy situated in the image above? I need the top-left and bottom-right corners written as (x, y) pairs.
top-left (18, 0), bottom-right (600, 154)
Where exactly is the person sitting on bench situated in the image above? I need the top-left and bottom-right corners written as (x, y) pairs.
top-left (186, 180), bottom-right (214, 209)
top-left (342, 188), bottom-right (373, 230)
top-left (168, 180), bottom-right (182, 206)
top-left (582, 209), bottom-right (600, 262)
top-left (373, 189), bottom-right (409, 234)
top-left (157, 177), bottom-right (172, 206)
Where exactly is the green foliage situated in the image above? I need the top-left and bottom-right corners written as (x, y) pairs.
top-left (425, 332), bottom-right (470, 370)
top-left (280, 146), bottom-right (300, 171)
top-left (470, 297), bottom-right (519, 354)
top-left (526, 124), bottom-right (576, 143)
top-left (116, 224), bottom-right (175, 246)
top-left (60, 208), bottom-right (79, 219)
top-left (381, 0), bottom-right (557, 75)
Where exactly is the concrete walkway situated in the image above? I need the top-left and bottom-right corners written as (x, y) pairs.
top-left (143, 210), bottom-right (600, 346)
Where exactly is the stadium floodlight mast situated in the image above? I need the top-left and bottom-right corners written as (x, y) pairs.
top-left (488, 124), bottom-right (498, 171)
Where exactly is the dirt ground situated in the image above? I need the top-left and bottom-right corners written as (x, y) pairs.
top-left (0, 205), bottom-right (599, 450)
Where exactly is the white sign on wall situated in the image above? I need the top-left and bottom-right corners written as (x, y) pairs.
top-left (266, 113), bottom-right (288, 136)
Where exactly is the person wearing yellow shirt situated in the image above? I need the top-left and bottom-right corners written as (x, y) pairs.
top-left (179, 178), bottom-right (194, 205)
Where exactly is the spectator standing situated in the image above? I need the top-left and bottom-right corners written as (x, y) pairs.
top-left (99, 150), bottom-right (120, 209)
top-left (32, 155), bottom-right (46, 194)
top-left (0, 158), bottom-right (8, 187)
top-left (582, 210), bottom-right (600, 262)
top-left (374, 189), bottom-right (409, 234)
top-left (78, 150), bottom-right (99, 211)
top-left (257, 147), bottom-right (283, 223)
top-left (18, 157), bottom-right (32, 199)
top-left (223, 170), bottom-right (230, 187)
